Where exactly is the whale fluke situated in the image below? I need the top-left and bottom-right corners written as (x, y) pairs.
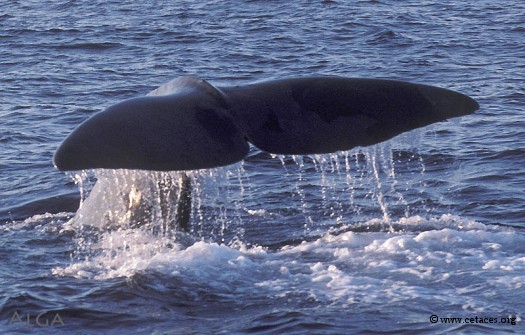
top-left (54, 77), bottom-right (249, 171)
top-left (54, 76), bottom-right (478, 171)
top-left (226, 78), bottom-right (478, 155)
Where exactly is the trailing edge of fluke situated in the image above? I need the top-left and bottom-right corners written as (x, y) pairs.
top-left (53, 76), bottom-right (479, 171)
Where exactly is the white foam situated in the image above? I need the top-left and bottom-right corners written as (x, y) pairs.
top-left (53, 213), bottom-right (525, 317)
top-left (2, 212), bottom-right (73, 232)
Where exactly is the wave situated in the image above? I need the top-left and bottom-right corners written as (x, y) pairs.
top-left (0, 193), bottom-right (79, 222)
top-left (55, 42), bottom-right (124, 51)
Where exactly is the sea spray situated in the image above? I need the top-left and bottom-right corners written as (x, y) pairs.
top-left (58, 144), bottom-right (444, 281)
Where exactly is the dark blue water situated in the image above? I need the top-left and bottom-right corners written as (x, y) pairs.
top-left (1, 1), bottom-right (524, 334)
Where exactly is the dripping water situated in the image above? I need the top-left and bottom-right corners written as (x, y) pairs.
top-left (63, 144), bottom-right (428, 277)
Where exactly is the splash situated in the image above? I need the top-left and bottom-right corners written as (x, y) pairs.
top-left (54, 143), bottom-right (441, 279)
top-left (65, 145), bottom-right (421, 235)
top-left (66, 165), bottom-right (248, 239)
top-left (51, 146), bottom-right (525, 327)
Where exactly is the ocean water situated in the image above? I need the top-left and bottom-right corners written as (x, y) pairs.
top-left (1, 0), bottom-right (524, 334)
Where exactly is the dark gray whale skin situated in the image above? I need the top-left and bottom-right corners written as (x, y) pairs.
top-left (53, 76), bottom-right (479, 172)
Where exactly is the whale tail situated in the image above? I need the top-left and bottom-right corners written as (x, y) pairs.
top-left (53, 76), bottom-right (478, 172)
top-left (53, 77), bottom-right (249, 171)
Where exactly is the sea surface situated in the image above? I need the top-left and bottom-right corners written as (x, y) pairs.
top-left (1, 1), bottom-right (524, 334)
